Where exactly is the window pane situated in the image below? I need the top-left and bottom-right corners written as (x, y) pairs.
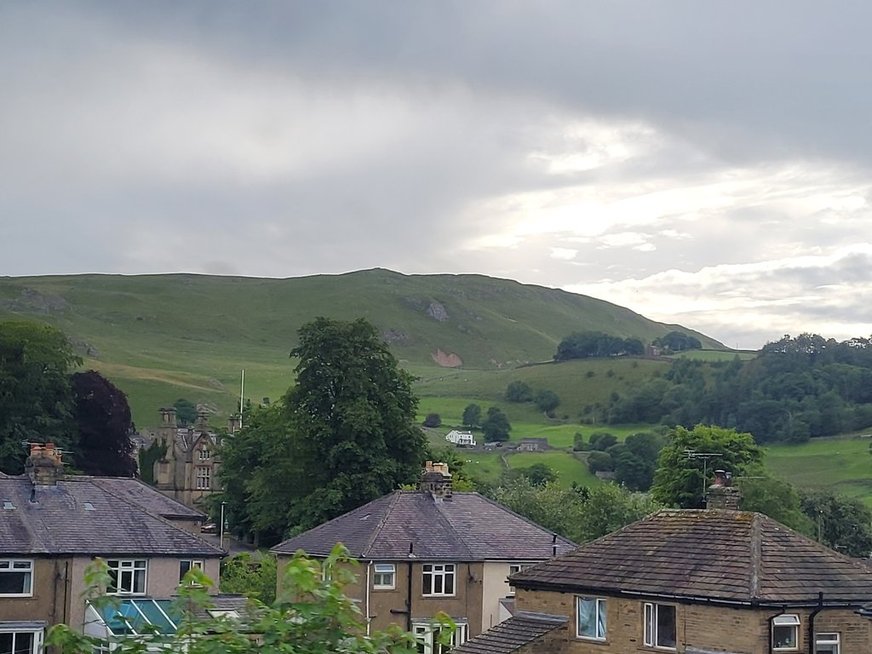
top-left (0, 572), bottom-right (27, 594)
top-left (644, 604), bottom-right (653, 646)
top-left (0, 634), bottom-right (12, 654)
top-left (444, 572), bottom-right (454, 595)
top-left (774, 625), bottom-right (797, 649)
top-left (656, 605), bottom-right (676, 648)
top-left (597, 600), bottom-right (607, 639)
top-left (578, 598), bottom-right (596, 637)
top-left (13, 633), bottom-right (32, 654)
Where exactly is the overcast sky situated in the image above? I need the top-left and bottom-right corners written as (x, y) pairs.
top-left (2, 2), bottom-right (871, 349)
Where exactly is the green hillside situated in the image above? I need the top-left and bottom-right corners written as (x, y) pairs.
top-left (0, 269), bottom-right (721, 425)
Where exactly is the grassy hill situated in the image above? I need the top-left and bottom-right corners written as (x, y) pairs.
top-left (0, 269), bottom-right (721, 425)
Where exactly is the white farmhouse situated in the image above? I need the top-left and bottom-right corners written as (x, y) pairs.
top-left (445, 430), bottom-right (477, 447)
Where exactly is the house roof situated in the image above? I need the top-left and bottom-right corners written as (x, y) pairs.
top-left (453, 612), bottom-right (567, 654)
top-left (270, 491), bottom-right (575, 561)
top-left (0, 476), bottom-right (223, 557)
top-left (88, 477), bottom-right (205, 520)
top-left (511, 509), bottom-right (872, 606)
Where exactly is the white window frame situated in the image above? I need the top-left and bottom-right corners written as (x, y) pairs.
top-left (412, 621), bottom-right (468, 654)
top-left (198, 449), bottom-right (210, 460)
top-left (507, 562), bottom-right (533, 596)
top-left (106, 559), bottom-right (147, 595)
top-left (643, 602), bottom-right (677, 650)
top-left (0, 559), bottom-right (34, 597)
top-left (422, 563), bottom-right (456, 597)
top-left (815, 632), bottom-right (840, 654)
top-left (178, 559), bottom-right (204, 584)
top-left (195, 466), bottom-right (211, 489)
top-left (576, 596), bottom-right (607, 641)
top-left (0, 629), bottom-right (42, 654)
top-left (772, 614), bottom-right (800, 651)
top-left (373, 563), bottom-right (396, 590)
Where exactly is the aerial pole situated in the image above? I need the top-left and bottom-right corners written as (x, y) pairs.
top-left (239, 369), bottom-right (245, 429)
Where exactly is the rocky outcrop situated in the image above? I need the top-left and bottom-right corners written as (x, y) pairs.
top-left (431, 349), bottom-right (463, 367)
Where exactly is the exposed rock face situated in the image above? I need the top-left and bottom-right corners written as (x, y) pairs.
top-left (431, 349), bottom-right (463, 368)
top-left (426, 301), bottom-right (449, 322)
top-left (1, 288), bottom-right (69, 314)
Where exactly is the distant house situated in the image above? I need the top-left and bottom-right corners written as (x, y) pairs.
top-left (0, 443), bottom-right (225, 652)
top-left (270, 461), bottom-right (575, 650)
top-left (446, 430), bottom-right (477, 447)
top-left (152, 407), bottom-right (240, 509)
top-left (457, 473), bottom-right (872, 654)
top-left (516, 438), bottom-right (548, 452)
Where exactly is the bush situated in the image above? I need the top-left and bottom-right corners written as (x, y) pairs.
top-left (535, 389), bottom-right (560, 416)
top-left (573, 433), bottom-right (587, 451)
top-left (589, 432), bottom-right (617, 451)
top-left (423, 413), bottom-right (442, 428)
top-left (505, 381), bottom-right (534, 402)
top-left (587, 451), bottom-right (614, 473)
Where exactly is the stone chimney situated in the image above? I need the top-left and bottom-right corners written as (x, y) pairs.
top-left (194, 408), bottom-right (209, 431)
top-left (227, 414), bottom-right (242, 434)
top-left (420, 461), bottom-right (453, 501)
top-left (706, 469), bottom-right (741, 510)
top-left (160, 407), bottom-right (177, 429)
top-left (25, 442), bottom-right (64, 487)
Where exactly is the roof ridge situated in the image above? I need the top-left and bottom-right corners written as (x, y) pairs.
top-left (361, 491), bottom-right (402, 558)
top-left (435, 497), bottom-right (477, 561)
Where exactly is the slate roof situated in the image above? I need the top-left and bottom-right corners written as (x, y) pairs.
top-left (0, 476), bottom-right (223, 557)
top-left (270, 491), bottom-right (575, 560)
top-left (453, 612), bottom-right (567, 654)
top-left (511, 509), bottom-right (872, 606)
top-left (88, 477), bottom-right (204, 520)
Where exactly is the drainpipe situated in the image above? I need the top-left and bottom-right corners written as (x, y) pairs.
top-left (808, 592), bottom-right (824, 654)
top-left (407, 543), bottom-right (414, 632)
top-left (365, 561), bottom-right (373, 636)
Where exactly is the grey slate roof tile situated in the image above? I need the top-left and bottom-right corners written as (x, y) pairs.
top-left (0, 477), bottom-right (223, 557)
top-left (271, 491), bottom-right (575, 560)
top-left (511, 509), bottom-right (872, 605)
top-left (454, 612), bottom-right (567, 654)
top-left (88, 477), bottom-right (205, 520)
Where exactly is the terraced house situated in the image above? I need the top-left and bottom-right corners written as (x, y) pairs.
top-left (457, 476), bottom-right (872, 654)
top-left (271, 462), bottom-right (575, 652)
top-left (0, 443), bottom-right (224, 652)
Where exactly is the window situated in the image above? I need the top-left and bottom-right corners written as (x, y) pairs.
top-left (577, 597), bottom-right (607, 640)
top-left (179, 559), bottom-right (204, 584)
top-left (422, 564), bottom-right (455, 596)
top-left (373, 563), bottom-right (396, 589)
top-left (413, 621), bottom-right (468, 654)
top-left (0, 559), bottom-right (33, 596)
top-left (815, 632), bottom-right (840, 654)
top-left (106, 559), bottom-right (147, 595)
top-left (643, 602), bottom-right (676, 649)
top-left (0, 630), bottom-right (41, 654)
top-left (507, 563), bottom-right (533, 596)
top-left (198, 449), bottom-right (210, 460)
top-left (772, 614), bottom-right (800, 651)
top-left (195, 466), bottom-right (211, 489)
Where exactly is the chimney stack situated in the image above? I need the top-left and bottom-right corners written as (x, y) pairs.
top-left (25, 442), bottom-right (64, 487)
top-left (420, 461), bottom-right (453, 501)
top-left (706, 469), bottom-right (741, 510)
top-left (195, 408), bottom-right (209, 431)
top-left (227, 414), bottom-right (242, 434)
top-left (159, 407), bottom-right (178, 429)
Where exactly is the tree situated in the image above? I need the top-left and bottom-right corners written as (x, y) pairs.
top-left (534, 389), bottom-right (560, 416)
top-left (505, 381), bottom-right (534, 402)
top-left (573, 483), bottom-right (661, 543)
top-left (653, 331), bottom-right (702, 352)
top-left (173, 398), bottom-right (198, 426)
top-left (481, 407), bottom-right (511, 442)
top-left (516, 462), bottom-right (557, 486)
top-left (423, 413), bottom-right (442, 428)
top-left (0, 320), bottom-right (80, 474)
top-left (589, 432), bottom-right (617, 451)
top-left (284, 317), bottom-right (427, 531)
top-left (70, 371), bottom-right (137, 477)
top-left (651, 425), bottom-right (763, 508)
top-left (586, 451), bottom-right (613, 473)
top-left (800, 491), bottom-right (872, 557)
top-left (220, 552), bottom-right (278, 604)
top-left (739, 477), bottom-right (814, 535)
top-left (46, 546), bottom-right (425, 654)
top-left (461, 403), bottom-right (482, 428)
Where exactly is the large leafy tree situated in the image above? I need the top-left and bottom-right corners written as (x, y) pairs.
top-left (70, 371), bottom-right (137, 477)
top-left (481, 406), bottom-right (511, 442)
top-left (651, 425), bottom-right (763, 508)
top-left (0, 320), bottom-right (80, 473)
top-left (800, 491), bottom-right (872, 557)
top-left (284, 317), bottom-right (427, 531)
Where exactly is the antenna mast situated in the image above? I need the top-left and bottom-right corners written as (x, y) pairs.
top-left (239, 369), bottom-right (245, 429)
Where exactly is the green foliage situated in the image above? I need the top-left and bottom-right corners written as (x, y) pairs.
top-left (572, 432), bottom-right (586, 451)
top-left (220, 552), bottom-right (278, 604)
top-left (71, 370), bottom-right (137, 477)
top-left (422, 412), bottom-right (442, 428)
top-left (46, 546), bottom-right (422, 654)
top-left (799, 490), bottom-right (872, 557)
top-left (611, 432), bottom-right (666, 491)
top-left (505, 381), bottom-right (534, 402)
top-left (461, 403), bottom-right (482, 428)
top-left (738, 477), bottom-right (814, 535)
top-left (424, 445), bottom-right (477, 491)
top-left (490, 477), bottom-right (660, 544)
top-left (173, 398), bottom-right (198, 426)
top-left (514, 462), bottom-right (557, 486)
top-left (534, 389), bottom-right (560, 416)
top-left (481, 406), bottom-right (511, 442)
top-left (589, 432), bottom-right (617, 451)
top-left (0, 320), bottom-right (81, 473)
top-left (653, 330), bottom-right (702, 352)
top-left (586, 451), bottom-right (613, 473)
top-left (554, 331), bottom-right (645, 361)
top-left (137, 440), bottom-right (166, 485)
top-left (651, 425), bottom-right (763, 508)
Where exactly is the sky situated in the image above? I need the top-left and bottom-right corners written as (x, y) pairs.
top-left (2, 2), bottom-right (872, 349)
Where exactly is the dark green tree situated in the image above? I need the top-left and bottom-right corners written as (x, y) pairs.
top-left (481, 406), bottom-right (511, 442)
top-left (461, 403), bottom-right (482, 428)
top-left (800, 491), bottom-right (872, 557)
top-left (505, 381), bottom-right (534, 402)
top-left (284, 317), bottom-right (427, 531)
top-left (422, 413), bottom-right (442, 428)
top-left (70, 371), bottom-right (137, 477)
top-left (651, 425), bottom-right (763, 508)
top-left (516, 462), bottom-right (557, 486)
top-left (653, 331), bottom-right (703, 352)
top-left (534, 389), bottom-right (560, 416)
top-left (173, 398), bottom-right (198, 426)
top-left (0, 320), bottom-right (80, 474)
